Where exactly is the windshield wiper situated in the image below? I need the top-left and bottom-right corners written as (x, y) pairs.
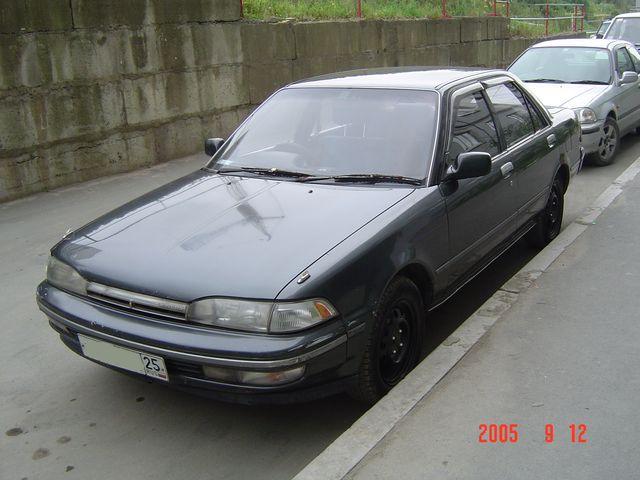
top-left (523, 78), bottom-right (564, 83)
top-left (299, 174), bottom-right (423, 185)
top-left (216, 166), bottom-right (311, 178)
top-left (215, 168), bottom-right (422, 185)
top-left (569, 80), bottom-right (610, 85)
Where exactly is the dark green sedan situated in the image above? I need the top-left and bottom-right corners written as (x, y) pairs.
top-left (37, 68), bottom-right (581, 404)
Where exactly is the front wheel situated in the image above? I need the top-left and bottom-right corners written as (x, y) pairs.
top-left (590, 117), bottom-right (619, 166)
top-left (349, 277), bottom-right (425, 404)
top-left (527, 176), bottom-right (564, 248)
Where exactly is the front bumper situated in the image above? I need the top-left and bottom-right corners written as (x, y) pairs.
top-left (37, 282), bottom-right (355, 404)
top-left (580, 121), bottom-right (605, 155)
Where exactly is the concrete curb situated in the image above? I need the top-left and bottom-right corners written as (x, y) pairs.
top-left (292, 156), bottom-right (640, 480)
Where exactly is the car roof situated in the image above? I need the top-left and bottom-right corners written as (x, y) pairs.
top-left (612, 12), bottom-right (640, 18)
top-left (288, 67), bottom-right (506, 91)
top-left (530, 38), bottom-right (628, 50)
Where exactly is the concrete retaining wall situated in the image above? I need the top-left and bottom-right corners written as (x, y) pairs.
top-left (0, 1), bottom-right (579, 202)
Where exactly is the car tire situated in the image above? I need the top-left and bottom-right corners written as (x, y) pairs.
top-left (348, 277), bottom-right (425, 404)
top-left (526, 176), bottom-right (564, 249)
top-left (590, 117), bottom-right (619, 166)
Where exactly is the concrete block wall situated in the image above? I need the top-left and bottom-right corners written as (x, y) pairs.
top-left (0, 2), bottom-right (579, 202)
top-left (0, 0), bottom-right (245, 201)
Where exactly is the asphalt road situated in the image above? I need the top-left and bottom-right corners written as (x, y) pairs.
top-left (2, 136), bottom-right (639, 480)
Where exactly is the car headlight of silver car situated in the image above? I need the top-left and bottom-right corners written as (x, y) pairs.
top-left (46, 255), bottom-right (88, 295)
top-left (573, 107), bottom-right (598, 124)
top-left (188, 297), bottom-right (338, 333)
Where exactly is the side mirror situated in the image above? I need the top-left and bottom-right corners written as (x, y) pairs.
top-left (620, 71), bottom-right (639, 85)
top-left (594, 33), bottom-right (603, 39)
top-left (205, 138), bottom-right (225, 156)
top-left (444, 152), bottom-right (492, 182)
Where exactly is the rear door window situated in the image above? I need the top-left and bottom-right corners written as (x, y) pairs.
top-left (485, 82), bottom-right (535, 148)
top-left (522, 93), bottom-right (548, 131)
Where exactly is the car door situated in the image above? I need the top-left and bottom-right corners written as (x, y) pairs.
top-left (613, 46), bottom-right (640, 132)
top-left (487, 80), bottom-right (556, 224)
top-left (623, 45), bottom-right (640, 128)
top-left (437, 83), bottom-right (518, 286)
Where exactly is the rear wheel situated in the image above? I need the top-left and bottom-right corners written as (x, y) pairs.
top-left (349, 277), bottom-right (425, 404)
top-left (527, 176), bottom-right (564, 248)
top-left (590, 117), bottom-right (619, 166)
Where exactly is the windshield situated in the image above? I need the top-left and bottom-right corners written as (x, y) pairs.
top-left (605, 17), bottom-right (640, 44)
top-left (509, 47), bottom-right (612, 84)
top-left (208, 88), bottom-right (438, 180)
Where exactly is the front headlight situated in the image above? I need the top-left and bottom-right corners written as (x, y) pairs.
top-left (46, 256), bottom-right (88, 295)
top-left (188, 298), bottom-right (338, 333)
top-left (573, 107), bottom-right (598, 124)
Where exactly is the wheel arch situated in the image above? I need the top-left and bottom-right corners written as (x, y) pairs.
top-left (556, 160), bottom-right (570, 194)
top-left (393, 262), bottom-right (435, 309)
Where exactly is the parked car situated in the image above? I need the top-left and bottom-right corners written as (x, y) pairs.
top-left (592, 19), bottom-right (612, 39)
top-left (36, 68), bottom-right (581, 404)
top-left (604, 12), bottom-right (640, 48)
top-left (509, 39), bottom-right (640, 166)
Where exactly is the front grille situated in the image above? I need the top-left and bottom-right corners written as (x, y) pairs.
top-left (85, 282), bottom-right (188, 322)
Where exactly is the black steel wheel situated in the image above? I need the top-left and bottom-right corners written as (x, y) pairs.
top-left (349, 277), bottom-right (425, 404)
top-left (378, 301), bottom-right (414, 385)
top-left (527, 176), bottom-right (564, 248)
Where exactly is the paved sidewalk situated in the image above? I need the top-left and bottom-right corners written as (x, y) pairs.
top-left (345, 176), bottom-right (640, 479)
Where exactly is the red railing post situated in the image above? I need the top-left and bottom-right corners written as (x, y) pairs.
top-left (573, 5), bottom-right (577, 32)
top-left (356, 0), bottom-right (362, 18)
top-left (545, 0), bottom-right (549, 36)
top-left (506, 1), bottom-right (510, 18)
top-left (493, 0), bottom-right (497, 17)
top-left (240, 0), bottom-right (243, 18)
top-left (441, 0), bottom-right (449, 18)
top-left (581, 4), bottom-right (585, 31)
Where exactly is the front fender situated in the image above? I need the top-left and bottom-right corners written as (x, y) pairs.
top-left (275, 187), bottom-right (447, 329)
top-left (595, 99), bottom-right (618, 121)
top-left (275, 187), bottom-right (447, 374)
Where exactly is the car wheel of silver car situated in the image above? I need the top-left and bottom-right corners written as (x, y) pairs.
top-left (527, 176), bottom-right (564, 248)
top-left (349, 277), bottom-right (425, 404)
top-left (591, 117), bottom-right (619, 166)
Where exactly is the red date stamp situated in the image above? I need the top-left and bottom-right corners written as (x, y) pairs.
top-left (478, 423), bottom-right (588, 444)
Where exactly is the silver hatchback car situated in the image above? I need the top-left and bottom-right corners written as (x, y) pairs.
top-left (509, 39), bottom-right (640, 166)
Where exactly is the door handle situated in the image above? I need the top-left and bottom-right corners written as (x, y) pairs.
top-left (501, 162), bottom-right (514, 178)
top-left (547, 134), bottom-right (557, 148)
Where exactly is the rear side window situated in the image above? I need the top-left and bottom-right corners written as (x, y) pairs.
top-left (448, 91), bottom-right (500, 161)
top-left (523, 95), bottom-right (547, 131)
top-left (615, 48), bottom-right (635, 75)
top-left (486, 83), bottom-right (535, 148)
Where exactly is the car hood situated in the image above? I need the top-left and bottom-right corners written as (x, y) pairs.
top-left (524, 83), bottom-right (609, 109)
top-left (54, 171), bottom-right (414, 301)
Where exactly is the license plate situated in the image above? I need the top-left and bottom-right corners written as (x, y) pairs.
top-left (78, 334), bottom-right (168, 382)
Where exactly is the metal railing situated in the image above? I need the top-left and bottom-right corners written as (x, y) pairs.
top-left (240, 0), bottom-right (589, 36)
top-left (511, 2), bottom-right (585, 36)
top-left (489, 0), bottom-right (511, 18)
